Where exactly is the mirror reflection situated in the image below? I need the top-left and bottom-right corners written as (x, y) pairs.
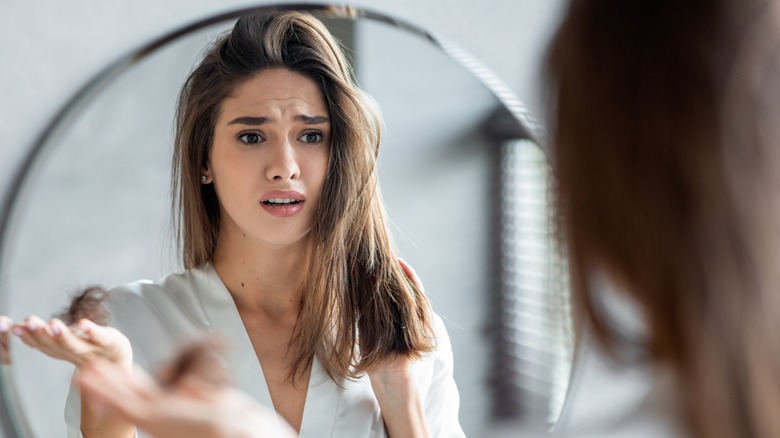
top-left (0, 5), bottom-right (569, 437)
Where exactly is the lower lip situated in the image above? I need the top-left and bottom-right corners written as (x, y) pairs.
top-left (260, 201), bottom-right (305, 218)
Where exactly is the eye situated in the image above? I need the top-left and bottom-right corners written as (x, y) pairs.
top-left (299, 131), bottom-right (323, 144)
top-left (238, 132), bottom-right (264, 144)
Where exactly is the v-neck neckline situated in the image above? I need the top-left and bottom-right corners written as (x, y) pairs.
top-left (191, 264), bottom-right (341, 437)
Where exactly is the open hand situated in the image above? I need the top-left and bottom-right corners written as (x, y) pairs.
top-left (11, 316), bottom-right (132, 369)
top-left (77, 356), bottom-right (295, 438)
top-left (365, 258), bottom-right (431, 438)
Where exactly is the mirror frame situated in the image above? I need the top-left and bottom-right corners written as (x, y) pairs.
top-left (0, 3), bottom-right (543, 436)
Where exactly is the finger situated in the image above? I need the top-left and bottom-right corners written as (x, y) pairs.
top-left (49, 318), bottom-right (66, 337)
top-left (12, 322), bottom-right (45, 350)
top-left (74, 319), bottom-right (117, 348)
top-left (74, 319), bottom-right (132, 366)
top-left (49, 318), bottom-right (79, 351)
top-left (22, 316), bottom-right (59, 349)
top-left (12, 318), bottom-right (79, 362)
top-left (10, 319), bottom-right (68, 360)
top-left (175, 374), bottom-right (226, 400)
top-left (78, 360), bottom-right (156, 423)
top-left (397, 258), bottom-right (423, 290)
top-left (47, 321), bottom-right (98, 365)
top-left (101, 363), bottom-right (161, 402)
top-left (0, 316), bottom-right (12, 332)
top-left (0, 317), bottom-right (11, 365)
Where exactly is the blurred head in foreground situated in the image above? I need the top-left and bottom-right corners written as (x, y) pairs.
top-left (547, 0), bottom-right (780, 436)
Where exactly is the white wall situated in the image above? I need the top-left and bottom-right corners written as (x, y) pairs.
top-left (0, 0), bottom-right (564, 198)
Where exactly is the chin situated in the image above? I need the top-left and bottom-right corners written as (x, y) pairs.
top-left (256, 230), bottom-right (313, 248)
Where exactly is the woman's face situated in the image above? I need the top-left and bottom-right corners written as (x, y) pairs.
top-left (207, 68), bottom-right (330, 248)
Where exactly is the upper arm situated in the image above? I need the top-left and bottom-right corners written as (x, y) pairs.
top-left (422, 314), bottom-right (466, 438)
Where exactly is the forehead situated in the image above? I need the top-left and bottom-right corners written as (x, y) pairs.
top-left (220, 68), bottom-right (328, 117)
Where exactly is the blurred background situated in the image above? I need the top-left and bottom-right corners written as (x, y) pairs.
top-left (0, 1), bottom-right (568, 437)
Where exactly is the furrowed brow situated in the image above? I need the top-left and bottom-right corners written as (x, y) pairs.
top-left (227, 116), bottom-right (270, 126)
top-left (296, 115), bottom-right (330, 124)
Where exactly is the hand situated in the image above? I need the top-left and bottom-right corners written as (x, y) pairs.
top-left (368, 353), bottom-right (418, 399)
top-left (77, 358), bottom-right (296, 438)
top-left (370, 258), bottom-right (425, 392)
top-left (364, 258), bottom-right (430, 438)
top-left (398, 258), bottom-right (423, 291)
top-left (11, 316), bottom-right (132, 369)
top-left (368, 353), bottom-right (430, 438)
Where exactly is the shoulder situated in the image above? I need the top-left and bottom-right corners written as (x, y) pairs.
top-left (107, 268), bottom-right (198, 303)
top-left (552, 335), bottom-right (685, 438)
top-left (105, 267), bottom-right (212, 316)
top-left (431, 313), bottom-right (452, 351)
top-left (423, 312), bottom-right (454, 365)
top-left (103, 267), bottom-right (214, 367)
top-left (412, 312), bottom-right (455, 385)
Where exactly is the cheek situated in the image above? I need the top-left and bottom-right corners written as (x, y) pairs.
top-left (211, 146), bottom-right (249, 184)
top-left (320, 149), bottom-right (330, 176)
top-left (306, 148), bottom-right (330, 186)
top-left (317, 153), bottom-right (330, 193)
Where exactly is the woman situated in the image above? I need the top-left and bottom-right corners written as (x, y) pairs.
top-left (547, 0), bottom-right (780, 436)
top-left (12, 11), bottom-right (463, 438)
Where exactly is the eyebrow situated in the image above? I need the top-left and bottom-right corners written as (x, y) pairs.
top-left (296, 115), bottom-right (329, 124)
top-left (227, 116), bottom-right (269, 126)
top-left (226, 115), bottom-right (330, 126)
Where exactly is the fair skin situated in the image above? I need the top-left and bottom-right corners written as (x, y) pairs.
top-left (74, 258), bottom-right (429, 438)
top-left (206, 68), bottom-right (330, 431)
top-left (77, 357), bottom-right (297, 438)
top-left (8, 68), bottom-right (429, 437)
top-left (11, 317), bottom-right (135, 437)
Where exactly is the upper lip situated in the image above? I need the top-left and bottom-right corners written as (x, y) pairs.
top-left (260, 190), bottom-right (305, 202)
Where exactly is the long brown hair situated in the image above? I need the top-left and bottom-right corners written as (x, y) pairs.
top-left (547, 0), bottom-right (780, 436)
top-left (171, 11), bottom-right (434, 382)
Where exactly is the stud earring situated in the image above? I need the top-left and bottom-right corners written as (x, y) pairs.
top-left (201, 175), bottom-right (208, 183)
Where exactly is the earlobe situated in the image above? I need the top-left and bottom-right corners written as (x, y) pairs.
top-left (200, 159), bottom-right (214, 184)
top-left (201, 168), bottom-right (212, 184)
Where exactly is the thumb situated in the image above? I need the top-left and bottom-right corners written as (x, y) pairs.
top-left (76, 319), bottom-right (131, 366)
top-left (78, 359), bottom-right (153, 423)
top-left (398, 258), bottom-right (423, 290)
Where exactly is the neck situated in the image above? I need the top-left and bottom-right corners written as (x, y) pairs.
top-left (213, 230), bottom-right (310, 320)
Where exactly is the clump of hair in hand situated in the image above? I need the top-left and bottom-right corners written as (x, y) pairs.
top-left (157, 338), bottom-right (232, 389)
top-left (54, 286), bottom-right (110, 326)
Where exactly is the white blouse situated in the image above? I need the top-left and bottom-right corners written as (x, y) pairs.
top-left (551, 271), bottom-right (684, 438)
top-left (65, 264), bottom-right (465, 438)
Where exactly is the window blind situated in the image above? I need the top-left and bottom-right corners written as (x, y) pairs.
top-left (496, 139), bottom-right (573, 426)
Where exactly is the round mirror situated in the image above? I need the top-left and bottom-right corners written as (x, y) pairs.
top-left (0, 4), bottom-right (570, 437)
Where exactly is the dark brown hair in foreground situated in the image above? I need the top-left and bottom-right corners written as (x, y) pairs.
top-left (157, 338), bottom-right (231, 389)
top-left (547, 0), bottom-right (780, 436)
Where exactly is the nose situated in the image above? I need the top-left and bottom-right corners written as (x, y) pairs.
top-left (265, 140), bottom-right (300, 182)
